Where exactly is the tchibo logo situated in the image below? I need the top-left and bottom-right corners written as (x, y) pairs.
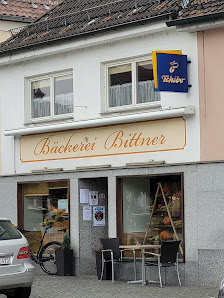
top-left (169, 61), bottom-right (179, 73)
top-left (161, 59), bottom-right (186, 84)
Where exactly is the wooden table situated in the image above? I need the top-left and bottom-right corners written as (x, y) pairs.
top-left (119, 244), bottom-right (161, 284)
top-left (120, 244), bottom-right (160, 251)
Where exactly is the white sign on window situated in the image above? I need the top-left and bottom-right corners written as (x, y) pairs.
top-left (89, 191), bottom-right (98, 206)
top-left (80, 189), bottom-right (89, 204)
top-left (83, 205), bottom-right (92, 221)
top-left (58, 199), bottom-right (68, 213)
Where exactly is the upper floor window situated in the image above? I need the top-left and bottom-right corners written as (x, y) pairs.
top-left (106, 58), bottom-right (160, 111)
top-left (29, 71), bottom-right (73, 121)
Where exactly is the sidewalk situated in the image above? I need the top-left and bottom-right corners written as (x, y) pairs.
top-left (29, 273), bottom-right (218, 298)
top-left (27, 263), bottom-right (218, 298)
top-left (0, 267), bottom-right (218, 298)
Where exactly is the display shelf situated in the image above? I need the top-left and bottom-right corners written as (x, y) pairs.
top-left (48, 187), bottom-right (68, 190)
top-left (24, 194), bottom-right (49, 197)
top-left (154, 209), bottom-right (169, 212)
top-left (132, 213), bottom-right (150, 216)
top-left (151, 224), bottom-right (182, 228)
top-left (143, 182), bottom-right (183, 255)
top-left (28, 206), bottom-right (47, 211)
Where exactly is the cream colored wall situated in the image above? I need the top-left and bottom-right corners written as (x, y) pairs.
top-left (0, 30), bottom-right (11, 43)
top-left (198, 28), bottom-right (224, 161)
top-left (0, 95), bottom-right (2, 175)
top-left (0, 20), bottom-right (28, 43)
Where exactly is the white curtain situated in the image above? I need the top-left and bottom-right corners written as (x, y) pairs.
top-left (109, 80), bottom-right (160, 107)
top-left (109, 83), bottom-right (132, 107)
top-left (32, 93), bottom-right (73, 118)
top-left (32, 96), bottom-right (50, 118)
top-left (54, 93), bottom-right (73, 115)
top-left (137, 80), bottom-right (160, 103)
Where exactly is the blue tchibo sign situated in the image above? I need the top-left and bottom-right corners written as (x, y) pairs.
top-left (155, 53), bottom-right (189, 93)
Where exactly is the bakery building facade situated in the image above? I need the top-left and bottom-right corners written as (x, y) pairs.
top-left (0, 0), bottom-right (224, 286)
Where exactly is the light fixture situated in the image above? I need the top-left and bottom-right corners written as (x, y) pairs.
top-left (76, 164), bottom-right (111, 170)
top-left (126, 160), bottom-right (165, 167)
top-left (31, 167), bottom-right (64, 173)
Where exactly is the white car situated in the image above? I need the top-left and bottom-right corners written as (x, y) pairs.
top-left (0, 218), bottom-right (34, 298)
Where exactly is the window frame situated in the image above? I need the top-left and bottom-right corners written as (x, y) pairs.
top-left (26, 70), bottom-right (74, 124)
top-left (116, 173), bottom-right (185, 262)
top-left (105, 56), bottom-right (161, 113)
top-left (17, 179), bottom-right (70, 231)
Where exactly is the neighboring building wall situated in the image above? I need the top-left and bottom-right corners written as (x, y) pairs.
top-left (0, 30), bottom-right (10, 43)
top-left (198, 28), bottom-right (224, 161)
top-left (0, 96), bottom-right (2, 175)
top-left (0, 20), bottom-right (28, 42)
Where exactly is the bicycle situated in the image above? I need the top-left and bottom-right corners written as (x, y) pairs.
top-left (20, 224), bottom-right (63, 275)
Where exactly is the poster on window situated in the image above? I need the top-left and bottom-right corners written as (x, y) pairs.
top-left (89, 191), bottom-right (98, 205)
top-left (83, 205), bottom-right (92, 221)
top-left (58, 199), bottom-right (68, 212)
top-left (93, 206), bottom-right (105, 227)
top-left (80, 189), bottom-right (89, 204)
top-left (99, 193), bottom-right (106, 201)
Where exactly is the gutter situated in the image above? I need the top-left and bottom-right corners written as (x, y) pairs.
top-left (167, 11), bottom-right (224, 27)
top-left (4, 106), bottom-right (194, 137)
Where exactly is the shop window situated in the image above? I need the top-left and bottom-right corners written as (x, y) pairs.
top-left (28, 71), bottom-right (73, 122)
top-left (117, 174), bottom-right (184, 260)
top-left (20, 180), bottom-right (69, 253)
top-left (105, 57), bottom-right (160, 111)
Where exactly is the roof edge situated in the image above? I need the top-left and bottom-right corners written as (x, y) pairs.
top-left (0, 12), bottom-right (171, 57)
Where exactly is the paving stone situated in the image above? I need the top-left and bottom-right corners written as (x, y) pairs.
top-left (0, 265), bottom-right (219, 298)
top-left (29, 274), bottom-right (218, 298)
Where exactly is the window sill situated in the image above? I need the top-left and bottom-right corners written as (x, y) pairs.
top-left (24, 115), bottom-right (74, 127)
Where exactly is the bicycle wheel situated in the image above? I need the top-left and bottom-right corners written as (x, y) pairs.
top-left (39, 241), bottom-right (62, 275)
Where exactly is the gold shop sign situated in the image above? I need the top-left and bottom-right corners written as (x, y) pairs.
top-left (20, 117), bottom-right (186, 162)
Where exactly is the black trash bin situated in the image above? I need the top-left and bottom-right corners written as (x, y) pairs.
top-left (95, 251), bottom-right (112, 280)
